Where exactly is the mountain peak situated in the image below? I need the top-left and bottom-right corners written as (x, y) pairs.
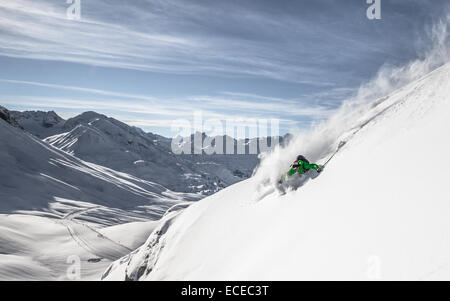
top-left (10, 109), bottom-right (64, 138)
top-left (0, 105), bottom-right (22, 128)
top-left (62, 111), bottom-right (108, 130)
top-left (70, 111), bottom-right (107, 122)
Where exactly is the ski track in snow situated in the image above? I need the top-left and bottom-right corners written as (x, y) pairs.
top-left (60, 206), bottom-right (133, 261)
top-left (101, 203), bottom-right (190, 280)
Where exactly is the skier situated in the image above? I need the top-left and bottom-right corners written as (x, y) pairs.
top-left (286, 155), bottom-right (322, 178)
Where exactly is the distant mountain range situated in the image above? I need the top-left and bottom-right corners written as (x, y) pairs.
top-left (6, 107), bottom-right (289, 195)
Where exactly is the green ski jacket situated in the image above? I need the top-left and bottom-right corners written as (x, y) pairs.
top-left (287, 160), bottom-right (320, 176)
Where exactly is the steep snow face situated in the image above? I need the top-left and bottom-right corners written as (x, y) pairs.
top-left (0, 118), bottom-right (200, 280)
top-left (10, 110), bottom-right (64, 138)
top-left (44, 112), bottom-right (259, 195)
top-left (103, 63), bottom-right (450, 281)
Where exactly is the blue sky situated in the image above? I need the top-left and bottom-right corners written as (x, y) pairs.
top-left (0, 0), bottom-right (448, 137)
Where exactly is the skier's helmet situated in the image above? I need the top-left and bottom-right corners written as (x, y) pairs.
top-left (296, 155), bottom-right (309, 164)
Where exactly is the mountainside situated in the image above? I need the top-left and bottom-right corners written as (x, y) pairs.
top-left (102, 63), bottom-right (450, 281)
top-left (0, 115), bottom-right (196, 215)
top-left (0, 114), bottom-right (200, 280)
top-left (42, 111), bottom-right (260, 194)
top-left (10, 110), bottom-right (64, 138)
top-left (0, 105), bottom-right (22, 128)
top-left (8, 108), bottom-right (279, 195)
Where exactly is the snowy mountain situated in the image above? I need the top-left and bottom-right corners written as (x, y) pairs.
top-left (10, 110), bottom-right (64, 138)
top-left (102, 62), bottom-right (450, 281)
top-left (8, 108), bottom-right (285, 195)
top-left (41, 111), bottom-right (260, 194)
top-left (0, 113), bottom-right (200, 280)
top-left (0, 105), bottom-right (22, 128)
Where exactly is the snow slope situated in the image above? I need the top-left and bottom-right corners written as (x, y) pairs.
top-left (0, 115), bottom-right (200, 280)
top-left (102, 62), bottom-right (450, 281)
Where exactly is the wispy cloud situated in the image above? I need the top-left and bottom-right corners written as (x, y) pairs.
top-left (0, 78), bottom-right (334, 118)
top-left (0, 77), bottom-right (333, 135)
top-left (0, 0), bottom-right (411, 85)
top-left (0, 78), bottom-right (159, 102)
top-left (0, 93), bottom-right (303, 133)
top-left (2, 0), bottom-right (449, 136)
